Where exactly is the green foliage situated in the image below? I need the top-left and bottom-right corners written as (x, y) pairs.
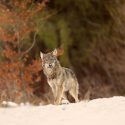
top-left (24, 1), bottom-right (121, 73)
top-left (38, 21), bottom-right (57, 49)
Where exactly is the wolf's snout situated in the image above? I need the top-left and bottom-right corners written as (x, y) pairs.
top-left (48, 64), bottom-right (52, 68)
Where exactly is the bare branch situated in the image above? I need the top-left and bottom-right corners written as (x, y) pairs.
top-left (21, 31), bottom-right (37, 57)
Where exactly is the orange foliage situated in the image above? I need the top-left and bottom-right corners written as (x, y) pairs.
top-left (0, 0), bottom-right (46, 102)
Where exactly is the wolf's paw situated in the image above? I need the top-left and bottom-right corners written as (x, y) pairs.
top-left (54, 99), bottom-right (60, 105)
top-left (61, 99), bottom-right (69, 105)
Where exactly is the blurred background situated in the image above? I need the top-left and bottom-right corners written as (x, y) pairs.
top-left (0, 0), bottom-right (125, 105)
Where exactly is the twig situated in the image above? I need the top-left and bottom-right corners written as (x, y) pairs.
top-left (21, 31), bottom-right (37, 57)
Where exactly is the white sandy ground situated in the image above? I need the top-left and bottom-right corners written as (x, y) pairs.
top-left (0, 96), bottom-right (125, 125)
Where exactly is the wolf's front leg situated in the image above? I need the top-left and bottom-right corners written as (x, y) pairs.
top-left (55, 84), bottom-right (64, 105)
top-left (51, 86), bottom-right (57, 104)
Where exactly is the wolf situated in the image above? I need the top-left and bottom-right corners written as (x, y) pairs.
top-left (40, 48), bottom-right (79, 105)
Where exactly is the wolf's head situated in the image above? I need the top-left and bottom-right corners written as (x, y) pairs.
top-left (40, 48), bottom-right (64, 75)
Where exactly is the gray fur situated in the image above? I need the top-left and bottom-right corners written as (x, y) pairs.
top-left (40, 50), bottom-right (79, 105)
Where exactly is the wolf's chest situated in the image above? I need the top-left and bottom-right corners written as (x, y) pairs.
top-left (47, 77), bottom-right (71, 92)
top-left (48, 79), bottom-right (61, 87)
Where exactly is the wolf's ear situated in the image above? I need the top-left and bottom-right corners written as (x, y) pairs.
top-left (52, 49), bottom-right (58, 56)
top-left (52, 48), bottom-right (64, 57)
top-left (40, 51), bottom-right (44, 59)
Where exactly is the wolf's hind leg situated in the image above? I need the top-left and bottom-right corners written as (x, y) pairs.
top-left (69, 87), bottom-right (79, 103)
